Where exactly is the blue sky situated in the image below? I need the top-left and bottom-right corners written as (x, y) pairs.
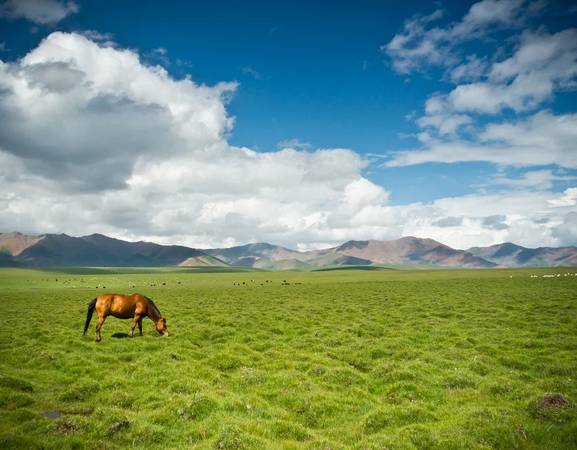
top-left (0, 0), bottom-right (576, 249)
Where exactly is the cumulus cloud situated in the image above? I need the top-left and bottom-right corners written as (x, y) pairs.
top-left (0, 32), bottom-right (236, 190)
top-left (0, 0), bottom-right (78, 25)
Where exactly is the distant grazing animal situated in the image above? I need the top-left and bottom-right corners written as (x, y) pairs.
top-left (83, 293), bottom-right (169, 342)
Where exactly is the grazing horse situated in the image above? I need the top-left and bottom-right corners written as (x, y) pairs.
top-left (83, 293), bottom-right (169, 342)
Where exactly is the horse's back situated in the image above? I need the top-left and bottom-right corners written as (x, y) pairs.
top-left (96, 293), bottom-right (148, 318)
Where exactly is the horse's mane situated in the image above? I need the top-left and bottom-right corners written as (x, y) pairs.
top-left (146, 297), bottom-right (162, 318)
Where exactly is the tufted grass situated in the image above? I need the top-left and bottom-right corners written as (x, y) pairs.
top-left (0, 266), bottom-right (576, 449)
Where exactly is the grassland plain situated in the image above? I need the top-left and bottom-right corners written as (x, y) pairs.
top-left (0, 267), bottom-right (576, 449)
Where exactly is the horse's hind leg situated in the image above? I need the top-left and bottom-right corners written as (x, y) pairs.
top-left (95, 315), bottom-right (107, 342)
top-left (130, 314), bottom-right (142, 338)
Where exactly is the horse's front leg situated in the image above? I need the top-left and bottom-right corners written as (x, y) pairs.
top-left (138, 317), bottom-right (143, 336)
top-left (130, 314), bottom-right (142, 337)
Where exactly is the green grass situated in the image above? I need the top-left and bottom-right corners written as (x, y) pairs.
top-left (0, 267), bottom-right (576, 449)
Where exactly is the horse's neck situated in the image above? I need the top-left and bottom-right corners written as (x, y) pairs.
top-left (148, 305), bottom-right (161, 321)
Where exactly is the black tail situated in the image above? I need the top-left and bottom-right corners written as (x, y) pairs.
top-left (83, 298), bottom-right (97, 335)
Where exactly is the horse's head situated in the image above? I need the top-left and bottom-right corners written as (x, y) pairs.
top-left (155, 317), bottom-right (169, 336)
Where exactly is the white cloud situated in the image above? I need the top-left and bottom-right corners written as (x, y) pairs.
top-left (455, 0), bottom-right (527, 30)
top-left (417, 111), bottom-right (472, 136)
top-left (449, 56), bottom-right (488, 82)
top-left (548, 187), bottom-right (577, 208)
top-left (384, 8), bottom-right (450, 74)
top-left (0, 32), bottom-right (236, 190)
top-left (411, 27), bottom-right (577, 140)
top-left (0, 0), bottom-right (78, 25)
top-left (388, 111), bottom-right (577, 169)
top-left (492, 170), bottom-right (576, 190)
top-left (383, 0), bottom-right (542, 75)
top-left (446, 29), bottom-right (577, 115)
top-left (404, 190), bottom-right (569, 249)
top-left (79, 30), bottom-right (114, 44)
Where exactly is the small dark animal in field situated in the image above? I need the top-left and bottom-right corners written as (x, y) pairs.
top-left (83, 293), bottom-right (169, 342)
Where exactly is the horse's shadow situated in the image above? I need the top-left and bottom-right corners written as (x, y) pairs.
top-left (111, 332), bottom-right (131, 339)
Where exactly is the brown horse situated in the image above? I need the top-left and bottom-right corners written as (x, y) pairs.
top-left (83, 293), bottom-right (169, 342)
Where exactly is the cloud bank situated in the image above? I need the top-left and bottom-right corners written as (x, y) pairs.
top-left (0, 31), bottom-right (576, 250)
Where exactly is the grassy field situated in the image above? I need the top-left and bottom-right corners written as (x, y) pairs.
top-left (0, 266), bottom-right (576, 449)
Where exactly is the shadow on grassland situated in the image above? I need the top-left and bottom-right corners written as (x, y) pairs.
top-left (110, 332), bottom-right (131, 339)
top-left (312, 265), bottom-right (396, 272)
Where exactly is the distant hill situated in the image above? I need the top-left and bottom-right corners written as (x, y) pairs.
top-left (0, 232), bottom-right (223, 267)
top-left (205, 243), bottom-right (302, 267)
top-left (1, 232), bottom-right (575, 268)
top-left (467, 242), bottom-right (577, 267)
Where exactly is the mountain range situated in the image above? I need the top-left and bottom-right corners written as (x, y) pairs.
top-left (1, 232), bottom-right (576, 269)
